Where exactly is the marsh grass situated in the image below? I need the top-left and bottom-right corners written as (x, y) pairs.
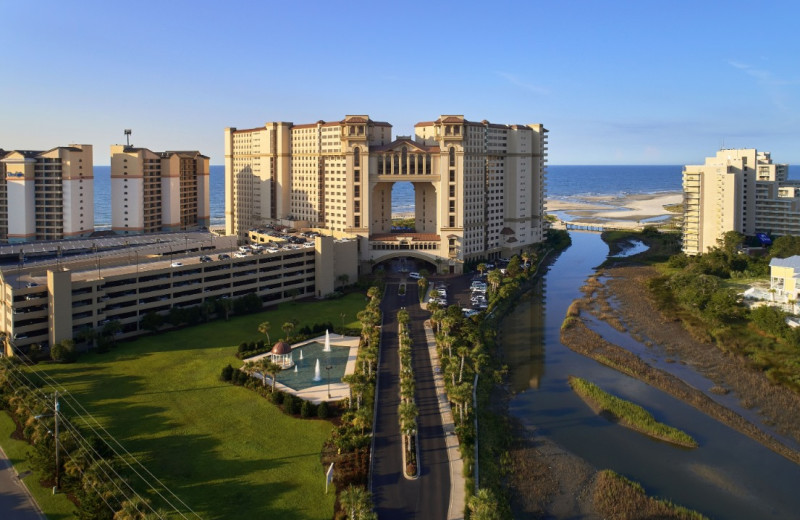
top-left (569, 376), bottom-right (698, 448)
top-left (594, 469), bottom-right (708, 519)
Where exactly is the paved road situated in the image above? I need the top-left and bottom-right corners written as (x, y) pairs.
top-left (372, 281), bottom-right (450, 519)
top-left (0, 445), bottom-right (45, 520)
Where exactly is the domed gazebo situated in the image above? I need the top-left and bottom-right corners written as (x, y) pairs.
top-left (269, 340), bottom-right (295, 369)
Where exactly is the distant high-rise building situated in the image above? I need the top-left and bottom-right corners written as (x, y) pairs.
top-left (225, 115), bottom-right (548, 274)
top-left (111, 145), bottom-right (210, 234)
top-left (0, 144), bottom-right (94, 243)
top-left (682, 148), bottom-right (793, 255)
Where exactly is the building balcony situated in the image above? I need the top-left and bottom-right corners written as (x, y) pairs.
top-left (369, 233), bottom-right (441, 252)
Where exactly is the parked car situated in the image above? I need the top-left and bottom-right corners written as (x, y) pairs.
top-left (199, 255), bottom-right (212, 262)
top-left (171, 261), bottom-right (183, 267)
top-left (408, 272), bottom-right (422, 279)
top-left (217, 254), bottom-right (230, 260)
top-left (233, 252), bottom-right (248, 258)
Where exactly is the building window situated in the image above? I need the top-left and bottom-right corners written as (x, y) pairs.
top-left (449, 147), bottom-right (455, 167)
top-left (353, 147), bottom-right (360, 167)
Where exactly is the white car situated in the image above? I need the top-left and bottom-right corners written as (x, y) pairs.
top-left (171, 261), bottom-right (183, 267)
top-left (233, 252), bottom-right (248, 258)
top-left (408, 272), bottom-right (422, 279)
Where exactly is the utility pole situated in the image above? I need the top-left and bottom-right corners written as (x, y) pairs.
top-left (54, 391), bottom-right (60, 492)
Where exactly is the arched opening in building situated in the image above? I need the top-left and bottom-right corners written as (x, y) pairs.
top-left (391, 181), bottom-right (415, 232)
top-left (371, 253), bottom-right (437, 275)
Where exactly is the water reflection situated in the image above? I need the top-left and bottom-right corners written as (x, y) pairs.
top-left (501, 231), bottom-right (800, 519)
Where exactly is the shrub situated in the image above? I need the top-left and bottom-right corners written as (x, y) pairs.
top-left (300, 399), bottom-right (312, 418)
top-left (284, 394), bottom-right (297, 415)
top-left (238, 342), bottom-right (249, 354)
top-left (317, 401), bottom-right (329, 419)
top-left (51, 340), bottom-right (77, 363)
top-left (270, 391), bottom-right (284, 405)
top-left (220, 364), bottom-right (234, 382)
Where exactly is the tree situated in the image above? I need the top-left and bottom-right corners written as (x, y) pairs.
top-left (101, 320), bottom-right (121, 338)
top-left (487, 269), bottom-right (503, 293)
top-left (216, 297), bottom-right (233, 321)
top-left (51, 339), bottom-right (76, 363)
top-left (770, 235), bottom-right (800, 259)
top-left (506, 256), bottom-right (521, 277)
top-left (337, 273), bottom-right (350, 288)
top-left (477, 263), bottom-right (487, 277)
top-left (281, 321), bottom-right (295, 341)
top-left (718, 230), bottom-right (745, 257)
top-left (258, 321), bottom-right (271, 344)
top-left (265, 360), bottom-right (282, 392)
top-left (340, 485), bottom-right (374, 520)
top-left (367, 286), bottom-right (381, 301)
top-left (140, 312), bottom-right (163, 333)
top-left (468, 488), bottom-right (502, 520)
top-left (521, 250), bottom-right (531, 272)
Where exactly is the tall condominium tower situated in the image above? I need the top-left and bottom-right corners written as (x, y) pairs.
top-left (111, 145), bottom-right (210, 234)
top-left (682, 148), bottom-right (792, 255)
top-left (225, 115), bottom-right (548, 274)
top-left (0, 144), bottom-right (94, 243)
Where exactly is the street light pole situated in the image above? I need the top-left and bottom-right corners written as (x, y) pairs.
top-left (325, 365), bottom-right (333, 399)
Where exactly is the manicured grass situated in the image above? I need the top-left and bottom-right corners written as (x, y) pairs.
top-left (569, 376), bottom-right (698, 448)
top-left (0, 413), bottom-right (77, 520)
top-left (22, 294), bottom-right (367, 520)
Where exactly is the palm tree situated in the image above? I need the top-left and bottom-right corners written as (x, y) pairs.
top-left (340, 485), bottom-right (374, 520)
top-left (258, 321), bottom-right (271, 344)
top-left (521, 250), bottom-right (530, 272)
top-left (457, 343), bottom-right (471, 383)
top-left (367, 286), bottom-right (381, 301)
top-left (400, 377), bottom-right (416, 403)
top-left (281, 321), bottom-right (295, 341)
top-left (265, 360), bottom-right (282, 392)
top-left (487, 269), bottom-right (503, 293)
top-left (352, 406), bottom-right (371, 435)
top-left (417, 277), bottom-right (428, 298)
top-left (398, 401), bottom-right (418, 445)
top-left (477, 263), bottom-right (487, 277)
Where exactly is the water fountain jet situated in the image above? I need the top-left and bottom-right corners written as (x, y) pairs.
top-left (313, 359), bottom-right (322, 382)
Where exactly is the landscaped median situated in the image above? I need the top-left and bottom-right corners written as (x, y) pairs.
top-left (568, 376), bottom-right (698, 448)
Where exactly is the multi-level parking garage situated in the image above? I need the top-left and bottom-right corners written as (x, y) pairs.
top-left (0, 232), bottom-right (357, 355)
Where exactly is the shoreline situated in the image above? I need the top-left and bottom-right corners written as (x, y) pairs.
top-left (390, 191), bottom-right (683, 223)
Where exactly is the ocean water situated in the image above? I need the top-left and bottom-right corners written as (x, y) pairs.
top-left (92, 164), bottom-right (795, 229)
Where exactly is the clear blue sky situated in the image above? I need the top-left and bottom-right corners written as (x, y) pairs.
top-left (2, 1), bottom-right (798, 165)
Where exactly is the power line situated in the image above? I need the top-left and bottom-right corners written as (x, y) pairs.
top-left (7, 352), bottom-right (193, 518)
top-left (1, 361), bottom-right (171, 519)
top-left (1, 364), bottom-right (156, 517)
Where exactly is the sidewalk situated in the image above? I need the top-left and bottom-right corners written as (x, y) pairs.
top-left (423, 320), bottom-right (465, 520)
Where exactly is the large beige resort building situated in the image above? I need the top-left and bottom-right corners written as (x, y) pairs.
top-left (225, 115), bottom-right (548, 274)
top-left (0, 145), bottom-right (94, 243)
top-left (683, 148), bottom-right (794, 255)
top-left (111, 145), bottom-right (210, 235)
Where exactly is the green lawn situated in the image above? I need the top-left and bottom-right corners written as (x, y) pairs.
top-left (20, 293), bottom-right (367, 520)
top-left (0, 413), bottom-right (77, 519)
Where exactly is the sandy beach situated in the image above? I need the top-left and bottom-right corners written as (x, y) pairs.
top-left (391, 192), bottom-right (682, 229)
top-left (547, 192), bottom-right (682, 229)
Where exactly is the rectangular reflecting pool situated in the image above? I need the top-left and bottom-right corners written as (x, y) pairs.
top-left (277, 341), bottom-right (351, 391)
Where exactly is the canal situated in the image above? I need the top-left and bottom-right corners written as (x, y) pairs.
top-left (502, 231), bottom-right (800, 519)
